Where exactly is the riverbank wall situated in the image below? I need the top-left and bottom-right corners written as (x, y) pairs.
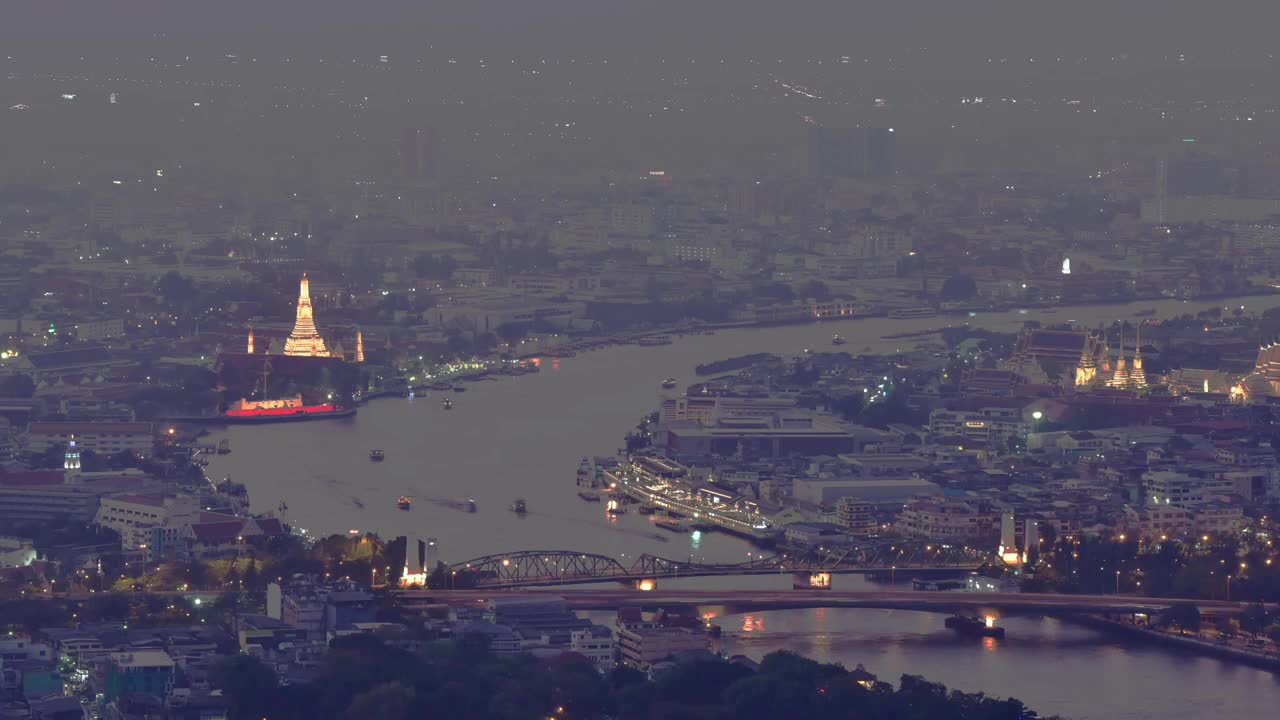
top-left (1069, 614), bottom-right (1280, 671)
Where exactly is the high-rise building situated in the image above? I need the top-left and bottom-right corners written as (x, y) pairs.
top-left (807, 126), bottom-right (896, 180)
top-left (400, 127), bottom-right (436, 181)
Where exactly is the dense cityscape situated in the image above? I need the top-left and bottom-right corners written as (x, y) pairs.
top-left (5, 2), bottom-right (1280, 719)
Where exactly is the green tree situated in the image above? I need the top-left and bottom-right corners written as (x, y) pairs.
top-left (940, 274), bottom-right (978, 301)
top-left (0, 373), bottom-right (35, 398)
top-left (40, 442), bottom-right (66, 469)
top-left (1160, 601), bottom-right (1201, 634)
top-left (345, 681), bottom-right (415, 720)
top-left (156, 271), bottom-right (196, 307)
top-left (1239, 604), bottom-right (1269, 636)
top-left (210, 655), bottom-right (277, 720)
top-left (495, 322), bottom-right (528, 344)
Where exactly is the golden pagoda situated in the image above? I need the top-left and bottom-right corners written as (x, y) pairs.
top-left (1074, 335), bottom-right (1097, 387)
top-left (356, 329), bottom-right (365, 363)
top-left (1108, 329), bottom-right (1130, 388)
top-left (283, 273), bottom-right (333, 357)
top-left (1130, 324), bottom-right (1148, 389)
top-left (246, 325), bottom-right (255, 354)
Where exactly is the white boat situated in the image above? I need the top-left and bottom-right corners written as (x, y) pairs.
top-left (888, 307), bottom-right (938, 320)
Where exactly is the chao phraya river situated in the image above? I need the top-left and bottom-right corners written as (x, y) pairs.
top-left (206, 293), bottom-right (1280, 719)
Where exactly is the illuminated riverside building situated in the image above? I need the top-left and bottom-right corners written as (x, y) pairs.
top-left (1231, 338), bottom-right (1280, 401)
top-left (238, 275), bottom-right (368, 362)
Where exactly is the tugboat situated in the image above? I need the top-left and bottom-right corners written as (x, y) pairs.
top-left (945, 614), bottom-right (1005, 639)
top-left (369, 449), bottom-right (385, 462)
top-left (832, 335), bottom-right (847, 346)
top-left (578, 490), bottom-right (601, 502)
top-left (511, 498), bottom-right (528, 514)
top-left (397, 496), bottom-right (412, 511)
top-left (442, 398), bottom-right (453, 410)
top-left (466, 498), bottom-right (478, 513)
top-left (661, 377), bottom-right (678, 389)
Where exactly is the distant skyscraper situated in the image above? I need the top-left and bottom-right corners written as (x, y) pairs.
top-left (807, 126), bottom-right (896, 180)
top-left (400, 127), bottom-right (436, 181)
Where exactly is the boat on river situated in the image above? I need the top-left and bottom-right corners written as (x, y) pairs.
top-left (511, 498), bottom-right (528, 514)
top-left (946, 615), bottom-right (1004, 639)
top-left (832, 335), bottom-right (847, 346)
top-left (578, 490), bottom-right (601, 502)
top-left (397, 496), bottom-right (412, 510)
top-left (888, 307), bottom-right (938, 320)
top-left (655, 519), bottom-right (689, 533)
top-left (661, 377), bottom-right (678, 389)
top-left (442, 398), bottom-right (453, 410)
top-left (576, 457), bottom-right (596, 487)
top-left (369, 449), bottom-right (384, 462)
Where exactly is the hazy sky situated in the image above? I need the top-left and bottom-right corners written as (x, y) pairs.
top-left (6, 1), bottom-right (1279, 61)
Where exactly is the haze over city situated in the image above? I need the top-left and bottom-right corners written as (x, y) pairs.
top-left (2, 3), bottom-right (1280, 720)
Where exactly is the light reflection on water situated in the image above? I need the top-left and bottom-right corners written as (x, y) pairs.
top-left (716, 607), bottom-right (1280, 720)
top-left (205, 292), bottom-right (1280, 719)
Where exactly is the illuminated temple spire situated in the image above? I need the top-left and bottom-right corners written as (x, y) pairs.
top-left (283, 273), bottom-right (331, 357)
top-left (247, 325), bottom-right (255, 354)
top-left (1130, 323), bottom-right (1148, 389)
top-left (356, 328), bottom-right (365, 363)
top-left (1074, 333), bottom-right (1097, 387)
top-left (1109, 328), bottom-right (1130, 388)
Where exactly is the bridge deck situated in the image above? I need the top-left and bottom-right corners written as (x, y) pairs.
top-left (401, 589), bottom-right (1253, 616)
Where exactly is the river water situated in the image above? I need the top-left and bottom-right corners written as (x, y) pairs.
top-left (203, 293), bottom-right (1280, 718)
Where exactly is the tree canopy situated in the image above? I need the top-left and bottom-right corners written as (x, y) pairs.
top-left (204, 637), bottom-right (1055, 720)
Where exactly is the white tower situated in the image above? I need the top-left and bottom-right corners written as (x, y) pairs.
top-left (64, 435), bottom-right (81, 472)
top-left (998, 512), bottom-right (1021, 564)
top-left (425, 538), bottom-right (439, 572)
top-left (1023, 520), bottom-right (1039, 559)
top-left (400, 535), bottom-right (427, 587)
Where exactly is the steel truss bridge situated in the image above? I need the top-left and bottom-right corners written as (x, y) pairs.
top-left (449, 541), bottom-right (986, 589)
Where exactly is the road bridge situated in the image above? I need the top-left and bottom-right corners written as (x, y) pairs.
top-left (448, 542), bottom-right (985, 589)
top-left (401, 588), bottom-right (1255, 617)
